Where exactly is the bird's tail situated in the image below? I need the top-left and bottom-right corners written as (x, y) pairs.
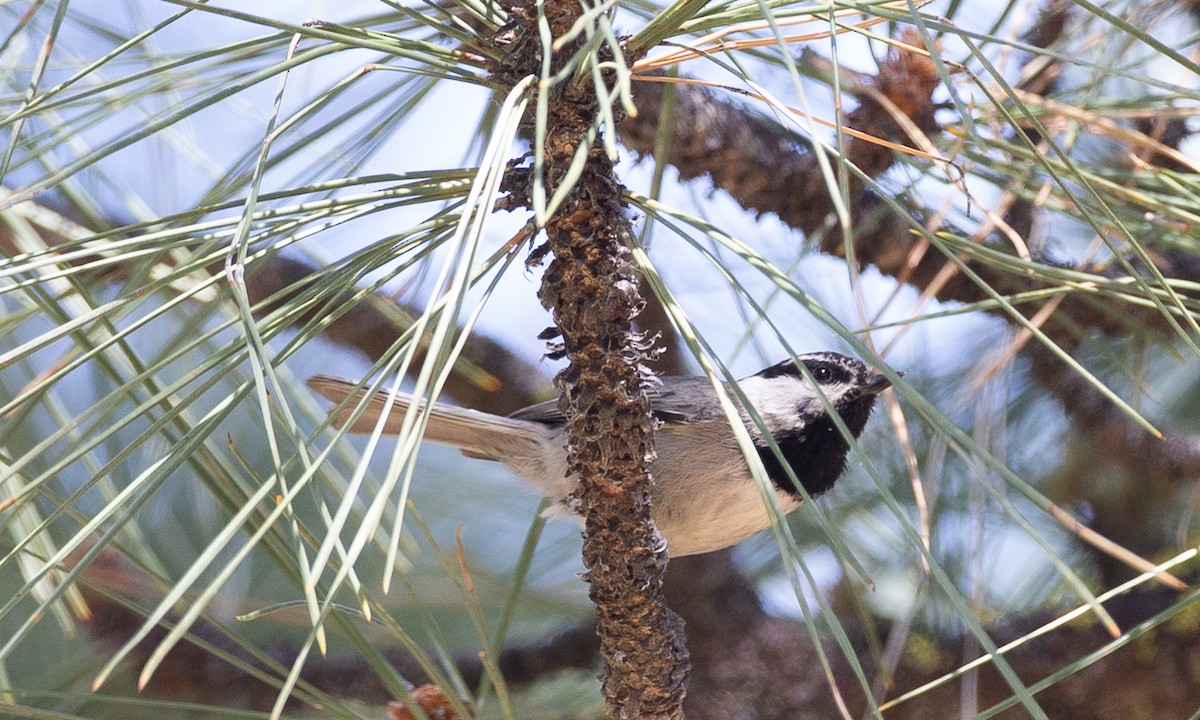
top-left (305, 375), bottom-right (539, 462)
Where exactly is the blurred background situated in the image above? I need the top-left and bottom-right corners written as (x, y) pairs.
top-left (1, 0), bottom-right (1199, 717)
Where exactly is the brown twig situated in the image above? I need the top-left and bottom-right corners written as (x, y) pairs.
top-left (618, 33), bottom-right (1199, 342)
top-left (492, 0), bottom-right (690, 716)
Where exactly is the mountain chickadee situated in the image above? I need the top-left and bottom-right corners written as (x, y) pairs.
top-left (307, 352), bottom-right (892, 557)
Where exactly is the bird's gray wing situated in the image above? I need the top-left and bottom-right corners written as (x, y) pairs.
top-left (508, 377), bottom-right (730, 425)
top-left (646, 377), bottom-right (729, 423)
top-left (507, 398), bottom-right (566, 425)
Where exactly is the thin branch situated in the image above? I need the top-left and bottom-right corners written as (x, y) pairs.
top-left (0, 202), bottom-right (549, 414)
top-left (491, 0), bottom-right (690, 714)
top-left (617, 39), bottom-right (1200, 342)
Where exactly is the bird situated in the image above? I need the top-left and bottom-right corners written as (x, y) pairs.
top-left (307, 352), bottom-right (893, 557)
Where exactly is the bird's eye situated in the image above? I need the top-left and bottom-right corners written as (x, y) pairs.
top-left (812, 366), bottom-right (833, 383)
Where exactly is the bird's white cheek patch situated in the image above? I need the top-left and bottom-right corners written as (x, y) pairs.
top-left (738, 376), bottom-right (819, 432)
top-left (737, 376), bottom-right (860, 439)
top-left (825, 381), bottom-right (854, 404)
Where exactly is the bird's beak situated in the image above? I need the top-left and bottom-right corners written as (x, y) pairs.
top-left (863, 370), bottom-right (903, 396)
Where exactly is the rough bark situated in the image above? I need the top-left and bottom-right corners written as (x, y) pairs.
top-left (490, 0), bottom-right (690, 716)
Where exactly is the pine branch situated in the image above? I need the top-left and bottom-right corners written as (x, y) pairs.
top-left (618, 34), bottom-right (1200, 343)
top-left (490, 0), bottom-right (690, 715)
